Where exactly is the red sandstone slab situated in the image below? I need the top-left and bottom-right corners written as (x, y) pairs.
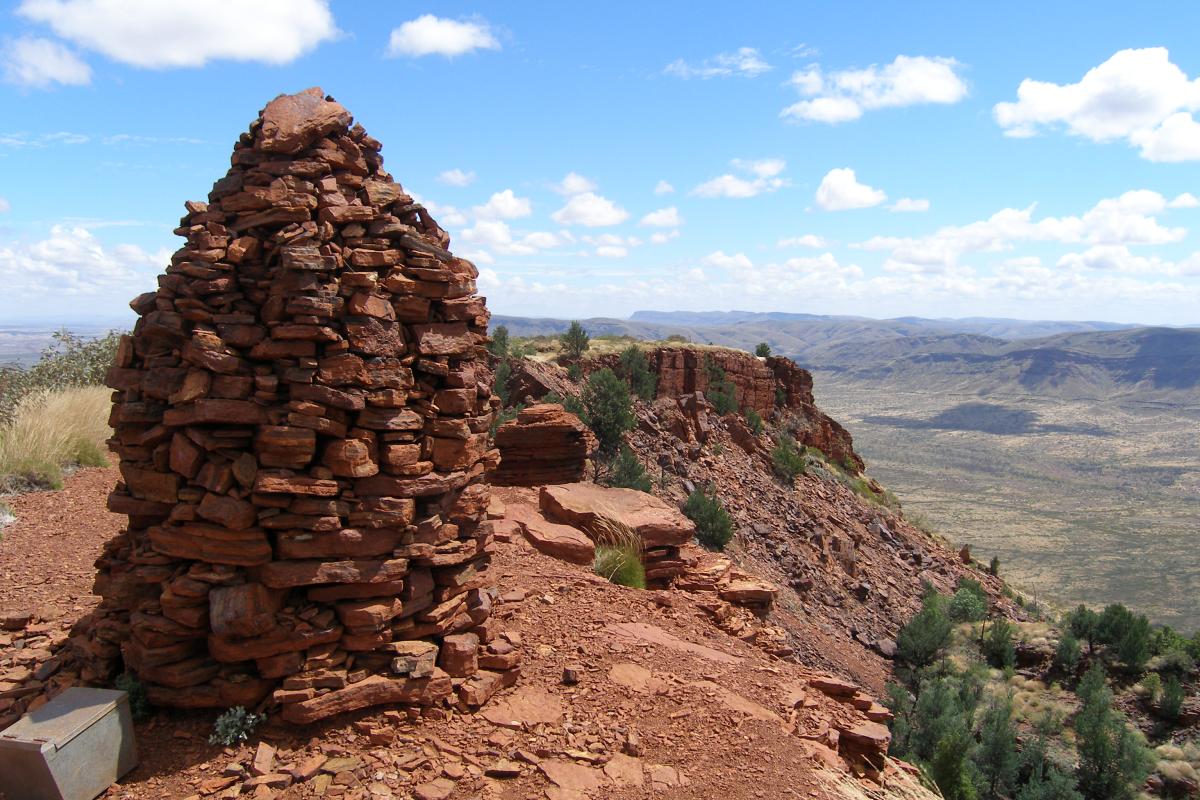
top-left (280, 673), bottom-right (453, 723)
top-left (276, 528), bottom-right (402, 559)
top-left (255, 558), bottom-right (409, 588)
top-left (149, 524), bottom-right (272, 567)
top-left (539, 483), bottom-right (695, 547)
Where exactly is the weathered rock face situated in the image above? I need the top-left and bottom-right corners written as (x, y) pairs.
top-left (491, 403), bottom-right (596, 486)
top-left (589, 346), bottom-right (862, 471)
top-left (85, 88), bottom-right (517, 720)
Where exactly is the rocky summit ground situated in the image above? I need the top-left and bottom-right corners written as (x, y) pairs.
top-left (0, 466), bottom-right (943, 800)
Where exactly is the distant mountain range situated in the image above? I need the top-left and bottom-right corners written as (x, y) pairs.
top-left (492, 311), bottom-right (1200, 402)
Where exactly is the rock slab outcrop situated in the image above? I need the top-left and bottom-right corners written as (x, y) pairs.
top-left (491, 403), bottom-right (596, 486)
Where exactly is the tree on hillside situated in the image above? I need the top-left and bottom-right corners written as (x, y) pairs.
top-left (1068, 606), bottom-right (1101, 655)
top-left (1073, 664), bottom-right (1153, 800)
top-left (983, 618), bottom-right (1017, 669)
top-left (1018, 734), bottom-right (1083, 800)
top-left (488, 324), bottom-right (510, 358)
top-left (606, 445), bottom-right (652, 492)
top-left (703, 355), bottom-right (738, 414)
top-left (755, 342), bottom-right (771, 357)
top-left (560, 321), bottom-right (590, 359)
top-left (1115, 615), bottom-right (1151, 674)
top-left (897, 595), bottom-right (953, 668)
top-left (578, 368), bottom-right (634, 456)
top-left (976, 695), bottom-right (1019, 800)
top-left (616, 345), bottom-right (657, 401)
top-left (1055, 631), bottom-right (1082, 675)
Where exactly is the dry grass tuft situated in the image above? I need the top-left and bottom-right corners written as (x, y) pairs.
top-left (0, 386), bottom-right (111, 491)
top-left (589, 516), bottom-right (646, 589)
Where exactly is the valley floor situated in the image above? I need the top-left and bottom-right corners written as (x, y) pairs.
top-left (814, 375), bottom-right (1200, 629)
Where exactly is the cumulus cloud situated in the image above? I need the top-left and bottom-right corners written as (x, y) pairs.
top-left (17, 0), bottom-right (338, 68)
top-left (551, 192), bottom-right (629, 227)
top-left (701, 251), bottom-right (753, 270)
top-left (595, 245), bottom-right (627, 258)
top-left (664, 47), bottom-right (771, 79)
top-left (691, 158), bottom-right (788, 199)
top-left (1170, 192), bottom-right (1200, 209)
top-left (782, 55), bottom-right (968, 123)
top-left (815, 168), bottom-right (887, 210)
top-left (650, 230), bottom-right (680, 244)
top-left (778, 235), bottom-right (828, 248)
top-left (437, 168), bottom-right (476, 187)
top-left (553, 172), bottom-right (597, 196)
top-left (459, 219), bottom-right (568, 256)
top-left (472, 189), bottom-right (531, 220)
top-left (0, 197), bottom-right (9, 213)
top-left (653, 180), bottom-right (675, 195)
top-left (1, 36), bottom-right (91, 87)
top-left (387, 14), bottom-right (499, 58)
top-left (859, 189), bottom-right (1188, 273)
top-left (0, 225), bottom-right (165, 300)
top-left (993, 48), bottom-right (1200, 162)
top-left (639, 206), bottom-right (683, 227)
top-left (890, 197), bottom-right (930, 213)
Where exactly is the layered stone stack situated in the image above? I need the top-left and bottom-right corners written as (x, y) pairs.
top-left (491, 403), bottom-right (596, 486)
top-left (83, 88), bottom-right (517, 722)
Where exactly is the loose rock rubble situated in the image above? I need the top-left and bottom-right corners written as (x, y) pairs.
top-left (75, 88), bottom-right (517, 722)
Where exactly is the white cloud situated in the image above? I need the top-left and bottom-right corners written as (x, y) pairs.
top-left (0, 224), bottom-right (165, 299)
top-left (437, 168), bottom-right (476, 187)
top-left (691, 158), bottom-right (788, 199)
top-left (653, 180), bottom-right (675, 195)
top-left (410, 192), bottom-right (467, 228)
top-left (472, 189), bottom-right (531, 220)
top-left (782, 55), bottom-right (968, 123)
top-left (650, 230), bottom-right (680, 244)
top-left (1, 36), bottom-right (91, 87)
top-left (639, 206), bottom-right (683, 227)
top-left (701, 250), bottom-right (753, 270)
top-left (859, 189), bottom-right (1188, 273)
top-left (459, 220), bottom-right (567, 256)
top-left (17, 0), bottom-right (337, 68)
top-left (0, 197), bottom-right (9, 213)
top-left (664, 47), bottom-right (771, 79)
top-left (553, 172), bottom-right (597, 196)
top-left (890, 197), bottom-right (930, 213)
top-left (551, 192), bottom-right (629, 227)
top-left (778, 234), bottom-right (827, 248)
top-left (595, 245), bottom-right (627, 258)
top-left (994, 48), bottom-right (1200, 162)
top-left (386, 14), bottom-right (498, 58)
top-left (1169, 192), bottom-right (1200, 209)
top-left (815, 168), bottom-right (887, 210)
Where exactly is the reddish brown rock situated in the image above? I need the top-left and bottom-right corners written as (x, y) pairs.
top-left (506, 504), bottom-right (595, 565)
top-left (491, 403), bottom-right (597, 486)
top-left (539, 482), bottom-right (694, 547)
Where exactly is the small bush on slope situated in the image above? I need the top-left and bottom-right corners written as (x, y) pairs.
top-left (683, 487), bottom-right (733, 551)
top-left (771, 436), bottom-right (806, 482)
top-left (897, 594), bottom-right (953, 668)
top-left (616, 345), bottom-right (657, 401)
top-left (605, 445), bottom-right (652, 492)
top-left (576, 368), bottom-right (635, 456)
top-left (209, 706), bottom-right (264, 746)
top-left (703, 355), bottom-right (738, 415)
top-left (590, 517), bottom-right (645, 589)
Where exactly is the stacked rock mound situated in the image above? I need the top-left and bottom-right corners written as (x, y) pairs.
top-left (491, 403), bottom-right (596, 486)
top-left (83, 88), bottom-right (518, 722)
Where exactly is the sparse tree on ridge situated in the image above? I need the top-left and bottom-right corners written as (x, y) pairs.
top-left (755, 342), bottom-right (771, 357)
top-left (560, 321), bottom-right (590, 359)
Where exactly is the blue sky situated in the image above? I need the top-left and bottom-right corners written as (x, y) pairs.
top-left (1, 1), bottom-right (1199, 325)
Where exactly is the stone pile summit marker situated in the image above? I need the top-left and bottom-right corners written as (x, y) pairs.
top-left (79, 88), bottom-right (517, 721)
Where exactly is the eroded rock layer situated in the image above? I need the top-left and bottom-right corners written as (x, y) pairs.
top-left (80, 88), bottom-right (517, 720)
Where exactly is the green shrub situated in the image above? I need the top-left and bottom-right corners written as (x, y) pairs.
top-left (1067, 606), bottom-right (1101, 654)
top-left (990, 556), bottom-right (1001, 576)
top-left (209, 706), bottom-right (264, 746)
top-left (1073, 664), bottom-right (1153, 800)
top-left (774, 387), bottom-right (786, 407)
top-left (755, 342), bottom-right (771, 357)
top-left (745, 408), bottom-right (764, 435)
top-left (703, 355), bottom-right (738, 414)
top-left (1159, 675), bottom-right (1184, 721)
top-left (488, 324), bottom-right (510, 358)
top-left (493, 360), bottom-right (511, 406)
top-left (976, 695), bottom-right (1019, 800)
top-left (0, 330), bottom-right (122, 426)
top-left (771, 436), bottom-right (806, 482)
top-left (616, 346), bottom-right (657, 401)
top-left (591, 518), bottom-right (645, 588)
top-left (897, 596), bottom-right (953, 668)
top-left (1156, 647), bottom-right (1196, 675)
top-left (949, 587), bottom-right (988, 622)
top-left (984, 619), bottom-right (1017, 669)
top-left (1140, 673), bottom-right (1161, 703)
top-left (115, 673), bottom-right (151, 722)
top-left (559, 321), bottom-right (590, 359)
top-left (683, 488), bottom-right (733, 551)
top-left (578, 368), bottom-right (634, 456)
top-left (606, 445), bottom-right (652, 492)
top-left (1115, 614), bottom-right (1151, 675)
top-left (1055, 631), bottom-right (1082, 675)
top-left (567, 362), bottom-right (583, 381)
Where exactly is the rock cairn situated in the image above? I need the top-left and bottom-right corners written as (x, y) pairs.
top-left (491, 403), bottom-right (596, 486)
top-left (83, 88), bottom-right (517, 722)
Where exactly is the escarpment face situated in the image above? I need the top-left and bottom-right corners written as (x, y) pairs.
top-left (85, 87), bottom-right (517, 720)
